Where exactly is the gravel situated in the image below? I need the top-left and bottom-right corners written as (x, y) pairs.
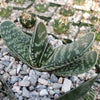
top-left (62, 78), bottom-right (72, 92)
top-left (0, 0), bottom-right (100, 100)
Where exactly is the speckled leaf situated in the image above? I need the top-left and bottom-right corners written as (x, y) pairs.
top-left (29, 22), bottom-right (53, 67)
top-left (0, 21), bottom-right (31, 67)
top-left (41, 33), bottom-right (95, 71)
top-left (53, 51), bottom-right (97, 76)
top-left (55, 76), bottom-right (97, 100)
top-left (82, 88), bottom-right (95, 100)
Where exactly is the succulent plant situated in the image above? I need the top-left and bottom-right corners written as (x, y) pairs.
top-left (53, 17), bottom-right (70, 34)
top-left (0, 0), bottom-right (12, 18)
top-left (90, 16), bottom-right (100, 23)
top-left (95, 32), bottom-right (100, 41)
top-left (75, 0), bottom-right (85, 5)
top-left (14, 0), bottom-right (26, 4)
top-left (35, 0), bottom-right (49, 13)
top-left (20, 11), bottom-right (36, 28)
top-left (0, 21), bottom-right (98, 76)
top-left (0, 6), bottom-right (12, 18)
top-left (60, 5), bottom-right (74, 17)
top-left (5, 0), bottom-right (12, 3)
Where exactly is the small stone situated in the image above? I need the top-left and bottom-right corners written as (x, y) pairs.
top-left (29, 77), bottom-right (37, 86)
top-left (23, 76), bottom-right (29, 81)
top-left (48, 89), bottom-right (55, 95)
top-left (70, 76), bottom-right (79, 83)
top-left (41, 72), bottom-right (50, 80)
top-left (29, 70), bottom-right (36, 77)
top-left (35, 70), bottom-right (42, 76)
top-left (12, 86), bottom-right (22, 95)
top-left (41, 97), bottom-right (51, 100)
top-left (23, 64), bottom-right (28, 71)
top-left (78, 73), bottom-right (86, 80)
top-left (10, 76), bottom-right (19, 84)
top-left (50, 74), bottom-right (58, 83)
top-left (30, 91), bottom-right (39, 97)
top-left (29, 70), bottom-right (38, 86)
top-left (19, 80), bottom-right (30, 87)
top-left (36, 85), bottom-right (47, 92)
top-left (22, 87), bottom-right (30, 98)
top-left (17, 64), bottom-right (21, 74)
top-left (1, 60), bottom-right (10, 66)
top-left (19, 96), bottom-right (23, 100)
top-left (29, 86), bottom-right (34, 91)
top-left (54, 89), bottom-right (60, 94)
top-left (83, 12), bottom-right (90, 19)
top-left (2, 97), bottom-right (9, 100)
top-left (40, 89), bottom-right (48, 96)
top-left (3, 73), bottom-right (9, 81)
top-left (20, 71), bottom-right (28, 75)
top-left (0, 63), bottom-right (5, 70)
top-left (52, 83), bottom-right (62, 89)
top-left (58, 77), bottom-right (63, 84)
top-left (9, 69), bottom-right (16, 76)
top-left (38, 78), bottom-right (48, 85)
top-left (62, 78), bottom-right (72, 92)
top-left (54, 94), bottom-right (59, 99)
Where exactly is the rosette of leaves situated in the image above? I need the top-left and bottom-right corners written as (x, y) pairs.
top-left (75, 0), bottom-right (85, 5)
top-left (0, 6), bottom-right (12, 18)
top-left (14, 0), bottom-right (26, 4)
top-left (53, 17), bottom-right (70, 34)
top-left (20, 11), bottom-right (36, 28)
top-left (60, 5), bottom-right (74, 17)
top-left (35, 2), bottom-right (49, 13)
top-left (0, 21), bottom-right (98, 77)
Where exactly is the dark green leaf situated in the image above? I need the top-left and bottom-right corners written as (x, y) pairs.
top-left (0, 21), bottom-right (31, 67)
top-left (55, 76), bottom-right (97, 100)
top-left (41, 33), bottom-right (95, 71)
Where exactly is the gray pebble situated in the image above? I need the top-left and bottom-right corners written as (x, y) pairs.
top-left (0, 63), bottom-right (5, 70)
top-left (40, 89), bottom-right (48, 96)
top-left (50, 74), bottom-right (58, 83)
top-left (36, 85), bottom-right (47, 92)
top-left (1, 60), bottom-right (10, 67)
top-left (29, 86), bottom-right (34, 91)
top-left (62, 78), bottom-right (72, 92)
top-left (19, 80), bottom-right (30, 87)
top-left (41, 72), bottom-right (50, 80)
top-left (17, 64), bottom-right (21, 74)
top-left (9, 69), bottom-right (16, 76)
top-left (22, 87), bottom-right (30, 98)
top-left (52, 83), bottom-right (62, 89)
top-left (70, 76), bottom-right (79, 83)
top-left (10, 76), bottom-right (19, 84)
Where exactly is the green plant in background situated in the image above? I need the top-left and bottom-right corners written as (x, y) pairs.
top-left (53, 17), bottom-right (70, 34)
top-left (75, 0), bottom-right (86, 5)
top-left (90, 16), bottom-right (100, 23)
top-left (60, 4), bottom-right (74, 17)
top-left (5, 0), bottom-right (12, 3)
top-left (20, 10), bottom-right (36, 28)
top-left (14, 0), bottom-right (26, 4)
top-left (95, 32), bottom-right (100, 41)
top-left (35, 1), bottom-right (49, 13)
top-left (0, 6), bottom-right (12, 18)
